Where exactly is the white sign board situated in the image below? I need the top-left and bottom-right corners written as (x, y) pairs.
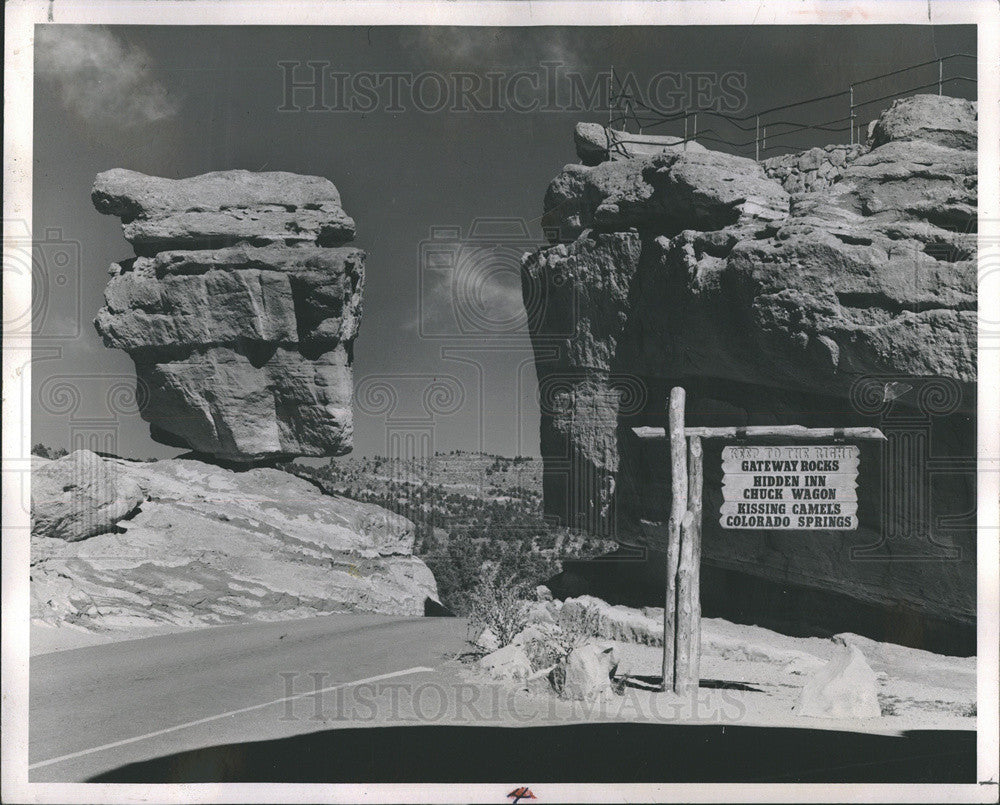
top-left (720, 444), bottom-right (860, 530)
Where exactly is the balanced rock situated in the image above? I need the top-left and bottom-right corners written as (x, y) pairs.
top-left (92, 169), bottom-right (364, 463)
top-left (523, 95), bottom-right (977, 636)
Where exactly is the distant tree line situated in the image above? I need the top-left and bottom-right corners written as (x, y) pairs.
top-left (283, 454), bottom-right (614, 614)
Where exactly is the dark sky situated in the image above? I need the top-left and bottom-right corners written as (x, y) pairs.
top-left (31, 24), bottom-right (976, 459)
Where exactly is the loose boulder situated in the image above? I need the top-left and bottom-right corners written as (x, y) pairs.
top-left (31, 450), bottom-right (144, 541)
top-left (480, 643), bottom-right (533, 681)
top-left (795, 641), bottom-right (881, 720)
top-left (562, 642), bottom-right (619, 701)
top-left (472, 626), bottom-right (501, 653)
top-left (870, 94), bottom-right (977, 150)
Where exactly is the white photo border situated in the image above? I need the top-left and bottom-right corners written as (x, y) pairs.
top-left (3, 1), bottom-right (998, 802)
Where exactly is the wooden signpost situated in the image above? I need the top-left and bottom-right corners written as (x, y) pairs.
top-left (632, 387), bottom-right (885, 695)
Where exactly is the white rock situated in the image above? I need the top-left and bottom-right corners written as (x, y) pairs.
top-left (510, 624), bottom-right (549, 647)
top-left (31, 450), bottom-right (145, 541)
top-left (560, 595), bottom-right (663, 646)
top-left (562, 642), bottom-right (619, 701)
top-left (31, 454), bottom-right (440, 629)
top-left (526, 601), bottom-right (557, 625)
top-left (480, 644), bottom-right (532, 681)
top-left (795, 642), bottom-right (881, 720)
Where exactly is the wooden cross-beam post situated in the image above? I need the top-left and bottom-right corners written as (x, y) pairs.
top-left (662, 386), bottom-right (687, 692)
top-left (666, 394), bottom-right (704, 696)
top-left (635, 406), bottom-right (886, 697)
top-left (684, 434), bottom-right (703, 692)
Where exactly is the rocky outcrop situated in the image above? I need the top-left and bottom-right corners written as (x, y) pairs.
top-left (522, 95), bottom-right (977, 633)
top-left (762, 143), bottom-right (866, 194)
top-left (92, 169), bottom-right (364, 464)
top-left (30, 451), bottom-right (439, 631)
top-left (870, 94), bottom-right (977, 150)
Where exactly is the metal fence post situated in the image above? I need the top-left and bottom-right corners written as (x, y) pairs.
top-left (609, 65), bottom-right (614, 125)
top-left (755, 115), bottom-right (760, 161)
top-left (849, 85), bottom-right (855, 145)
top-left (939, 58), bottom-right (944, 95)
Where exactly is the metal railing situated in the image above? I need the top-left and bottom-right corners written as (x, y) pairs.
top-left (608, 53), bottom-right (976, 161)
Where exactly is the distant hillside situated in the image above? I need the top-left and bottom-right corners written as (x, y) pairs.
top-left (283, 452), bottom-right (617, 613)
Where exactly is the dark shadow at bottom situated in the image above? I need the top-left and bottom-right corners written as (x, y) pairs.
top-left (87, 724), bottom-right (974, 784)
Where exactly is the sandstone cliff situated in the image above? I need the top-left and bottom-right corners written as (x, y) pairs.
top-left (93, 169), bottom-right (363, 464)
top-left (31, 450), bottom-right (439, 631)
top-left (522, 95), bottom-right (977, 633)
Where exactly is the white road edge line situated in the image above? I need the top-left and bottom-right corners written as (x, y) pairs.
top-left (29, 666), bottom-right (435, 770)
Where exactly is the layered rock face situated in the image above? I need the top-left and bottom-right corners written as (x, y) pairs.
top-left (32, 451), bottom-right (439, 630)
top-left (523, 95), bottom-right (977, 633)
top-left (93, 169), bottom-right (363, 463)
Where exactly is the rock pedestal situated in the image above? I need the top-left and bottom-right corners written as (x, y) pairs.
top-left (93, 169), bottom-right (365, 464)
top-left (31, 450), bottom-right (440, 624)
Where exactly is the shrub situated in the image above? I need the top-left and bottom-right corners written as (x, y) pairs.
top-left (522, 604), bottom-right (603, 694)
top-left (467, 562), bottom-right (530, 648)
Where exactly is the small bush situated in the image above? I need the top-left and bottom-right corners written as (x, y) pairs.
top-left (467, 562), bottom-right (530, 649)
top-left (878, 696), bottom-right (900, 717)
top-left (522, 605), bottom-right (603, 694)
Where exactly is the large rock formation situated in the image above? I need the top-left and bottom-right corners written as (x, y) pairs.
top-left (92, 169), bottom-right (363, 463)
top-left (31, 450), bottom-right (439, 630)
top-left (522, 95), bottom-right (976, 639)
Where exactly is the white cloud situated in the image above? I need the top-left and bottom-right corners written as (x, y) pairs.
top-left (404, 27), bottom-right (591, 70)
top-left (406, 245), bottom-right (529, 335)
top-left (35, 26), bottom-right (177, 129)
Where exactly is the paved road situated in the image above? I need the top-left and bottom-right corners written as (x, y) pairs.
top-left (30, 614), bottom-right (977, 784)
top-left (30, 614), bottom-right (467, 782)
